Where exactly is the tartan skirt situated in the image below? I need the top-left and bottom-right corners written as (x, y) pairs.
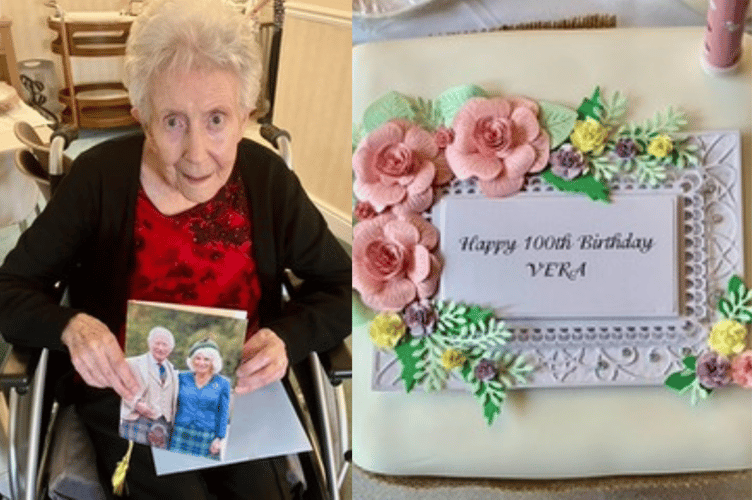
top-left (169, 423), bottom-right (219, 460)
top-left (119, 416), bottom-right (151, 444)
top-left (119, 416), bottom-right (171, 449)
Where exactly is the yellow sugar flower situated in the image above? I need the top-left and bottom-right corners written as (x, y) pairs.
top-left (647, 134), bottom-right (673, 158)
top-left (708, 319), bottom-right (747, 356)
top-left (569, 117), bottom-right (608, 155)
top-left (369, 312), bottom-right (406, 349)
top-left (441, 348), bottom-right (467, 370)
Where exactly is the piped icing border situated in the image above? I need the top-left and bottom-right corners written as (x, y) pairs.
top-left (352, 85), bottom-right (740, 425)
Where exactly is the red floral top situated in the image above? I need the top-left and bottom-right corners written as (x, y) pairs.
top-left (124, 170), bottom-right (261, 345)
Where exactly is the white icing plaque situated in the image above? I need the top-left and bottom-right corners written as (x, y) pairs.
top-left (435, 193), bottom-right (679, 319)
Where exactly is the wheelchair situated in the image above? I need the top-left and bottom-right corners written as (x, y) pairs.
top-left (0, 99), bottom-right (350, 500)
top-left (0, 339), bottom-right (351, 500)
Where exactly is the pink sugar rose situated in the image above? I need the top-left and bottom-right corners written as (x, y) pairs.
top-left (434, 126), bottom-right (454, 150)
top-left (731, 350), bottom-right (752, 387)
top-left (433, 154), bottom-right (454, 187)
top-left (353, 120), bottom-right (445, 213)
top-left (353, 209), bottom-right (442, 312)
top-left (445, 96), bottom-right (550, 197)
top-left (353, 200), bottom-right (378, 222)
top-left (432, 126), bottom-right (455, 187)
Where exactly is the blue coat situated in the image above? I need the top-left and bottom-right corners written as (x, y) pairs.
top-left (174, 372), bottom-right (231, 439)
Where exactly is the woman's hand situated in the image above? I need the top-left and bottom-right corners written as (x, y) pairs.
top-left (61, 313), bottom-right (139, 401)
top-left (234, 328), bottom-right (288, 394)
top-left (209, 437), bottom-right (222, 455)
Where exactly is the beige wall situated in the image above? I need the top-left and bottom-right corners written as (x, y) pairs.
top-left (273, 2), bottom-right (351, 222)
top-left (298, 0), bottom-right (349, 11)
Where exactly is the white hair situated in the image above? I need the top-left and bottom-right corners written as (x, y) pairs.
top-left (187, 347), bottom-right (223, 375)
top-left (124, 0), bottom-right (262, 124)
top-left (148, 326), bottom-right (175, 350)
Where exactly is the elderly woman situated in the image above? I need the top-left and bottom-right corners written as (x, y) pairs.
top-left (170, 339), bottom-right (231, 459)
top-left (0, 0), bottom-right (350, 498)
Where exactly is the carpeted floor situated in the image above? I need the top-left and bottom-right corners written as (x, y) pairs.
top-left (353, 466), bottom-right (752, 500)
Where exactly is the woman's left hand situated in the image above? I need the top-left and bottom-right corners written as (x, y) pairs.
top-left (235, 328), bottom-right (288, 394)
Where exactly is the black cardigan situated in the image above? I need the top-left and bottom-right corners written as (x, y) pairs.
top-left (0, 132), bottom-right (351, 365)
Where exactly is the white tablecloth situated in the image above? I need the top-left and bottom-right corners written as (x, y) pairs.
top-left (353, 0), bottom-right (706, 44)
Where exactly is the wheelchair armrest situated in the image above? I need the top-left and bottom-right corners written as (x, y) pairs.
top-left (282, 269), bottom-right (352, 385)
top-left (318, 342), bottom-right (351, 386)
top-left (259, 123), bottom-right (293, 168)
top-left (49, 125), bottom-right (79, 150)
top-left (0, 344), bottom-right (42, 395)
top-left (259, 123), bottom-right (291, 150)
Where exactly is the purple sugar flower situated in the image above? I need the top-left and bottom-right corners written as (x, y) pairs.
top-left (614, 138), bottom-right (640, 159)
top-left (549, 144), bottom-right (586, 180)
top-left (474, 359), bottom-right (498, 381)
top-left (402, 301), bottom-right (437, 337)
top-left (696, 351), bottom-right (732, 389)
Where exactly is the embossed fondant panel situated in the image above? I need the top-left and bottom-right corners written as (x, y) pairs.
top-left (435, 194), bottom-right (678, 319)
top-left (372, 130), bottom-right (743, 389)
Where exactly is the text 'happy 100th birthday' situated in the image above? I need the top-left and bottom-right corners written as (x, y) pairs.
top-left (457, 232), bottom-right (656, 281)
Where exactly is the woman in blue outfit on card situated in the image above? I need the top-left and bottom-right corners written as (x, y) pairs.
top-left (171, 339), bottom-right (231, 459)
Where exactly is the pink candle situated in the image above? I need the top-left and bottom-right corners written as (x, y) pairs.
top-left (703, 0), bottom-right (750, 73)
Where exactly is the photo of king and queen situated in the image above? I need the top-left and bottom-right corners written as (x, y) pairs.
top-left (120, 301), bottom-right (247, 460)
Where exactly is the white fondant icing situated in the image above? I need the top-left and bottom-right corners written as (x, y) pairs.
top-left (353, 27), bottom-right (752, 478)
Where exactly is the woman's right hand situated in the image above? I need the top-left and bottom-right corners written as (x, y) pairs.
top-left (61, 313), bottom-right (139, 401)
top-left (209, 437), bottom-right (222, 455)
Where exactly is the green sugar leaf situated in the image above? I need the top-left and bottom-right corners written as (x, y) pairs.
top-left (729, 275), bottom-right (745, 296)
top-left (689, 379), bottom-right (711, 406)
top-left (600, 89), bottom-right (628, 127)
top-left (461, 364), bottom-right (504, 426)
top-left (465, 305), bottom-right (493, 326)
top-left (395, 338), bottom-right (426, 393)
top-left (352, 122), bottom-right (365, 152)
top-left (541, 170), bottom-right (610, 202)
top-left (362, 91), bottom-right (416, 134)
top-left (665, 371), bottom-right (696, 393)
top-left (351, 292), bottom-right (375, 327)
top-left (461, 363), bottom-right (473, 380)
top-left (576, 86), bottom-right (604, 121)
top-left (410, 97), bottom-right (441, 131)
top-left (718, 298), bottom-right (732, 319)
top-left (539, 101), bottom-right (578, 149)
top-left (682, 355), bottom-right (697, 371)
top-left (483, 397), bottom-right (502, 426)
top-left (434, 84), bottom-right (487, 126)
top-left (736, 308), bottom-right (752, 324)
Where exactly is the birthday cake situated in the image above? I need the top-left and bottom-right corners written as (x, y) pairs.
top-left (352, 27), bottom-right (752, 478)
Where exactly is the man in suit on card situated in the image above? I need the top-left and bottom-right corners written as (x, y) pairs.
top-left (119, 326), bottom-right (179, 448)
